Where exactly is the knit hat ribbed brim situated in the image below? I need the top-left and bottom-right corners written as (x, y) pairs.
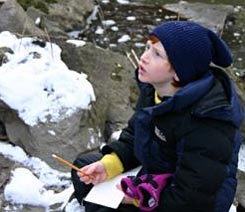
top-left (150, 21), bottom-right (233, 86)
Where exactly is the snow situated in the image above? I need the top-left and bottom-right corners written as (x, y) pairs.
top-left (0, 141), bottom-right (81, 211)
top-left (0, 30), bottom-right (244, 212)
top-left (111, 26), bottom-right (119, 31)
top-left (66, 39), bottom-right (86, 47)
top-left (95, 26), bottom-right (104, 34)
top-left (229, 204), bottom-right (237, 212)
top-left (102, 20), bottom-right (116, 26)
top-left (117, 0), bottom-right (130, 4)
top-left (4, 168), bottom-right (53, 207)
top-left (0, 31), bottom-right (95, 126)
top-left (117, 34), bottom-right (131, 43)
top-left (238, 143), bottom-right (245, 171)
top-left (126, 16), bottom-right (136, 21)
top-left (102, 0), bottom-right (110, 4)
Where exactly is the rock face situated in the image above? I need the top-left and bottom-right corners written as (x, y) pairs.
top-left (1, 102), bottom-right (96, 172)
top-left (236, 170), bottom-right (245, 209)
top-left (164, 2), bottom-right (234, 33)
top-left (0, 0), bottom-right (44, 36)
top-left (56, 41), bottom-right (138, 137)
top-left (47, 0), bottom-right (94, 31)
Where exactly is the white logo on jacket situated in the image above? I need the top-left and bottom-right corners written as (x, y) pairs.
top-left (154, 126), bottom-right (167, 142)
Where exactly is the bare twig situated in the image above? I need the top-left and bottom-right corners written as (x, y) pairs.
top-left (131, 49), bottom-right (139, 63)
top-left (126, 51), bottom-right (137, 69)
top-left (44, 27), bottom-right (54, 61)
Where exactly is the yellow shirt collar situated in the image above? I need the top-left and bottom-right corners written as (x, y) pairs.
top-left (154, 91), bottom-right (162, 104)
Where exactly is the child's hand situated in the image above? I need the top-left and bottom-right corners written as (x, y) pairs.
top-left (77, 161), bottom-right (107, 185)
top-left (116, 183), bottom-right (136, 205)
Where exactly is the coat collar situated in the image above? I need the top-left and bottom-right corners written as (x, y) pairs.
top-left (138, 67), bottom-right (244, 128)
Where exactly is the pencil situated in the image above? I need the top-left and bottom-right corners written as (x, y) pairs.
top-left (52, 154), bottom-right (93, 179)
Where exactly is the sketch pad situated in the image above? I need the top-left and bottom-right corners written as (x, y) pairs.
top-left (84, 166), bottom-right (141, 209)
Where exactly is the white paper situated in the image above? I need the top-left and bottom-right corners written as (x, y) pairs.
top-left (84, 166), bottom-right (141, 209)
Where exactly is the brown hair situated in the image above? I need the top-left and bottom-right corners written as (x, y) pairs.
top-left (148, 35), bottom-right (181, 87)
top-left (148, 34), bottom-right (160, 44)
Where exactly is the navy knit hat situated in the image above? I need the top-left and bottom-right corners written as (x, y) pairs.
top-left (150, 21), bottom-right (233, 86)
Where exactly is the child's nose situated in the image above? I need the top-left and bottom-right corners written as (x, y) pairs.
top-left (140, 51), bottom-right (149, 63)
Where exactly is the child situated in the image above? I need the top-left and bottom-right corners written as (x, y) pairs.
top-left (71, 21), bottom-right (244, 212)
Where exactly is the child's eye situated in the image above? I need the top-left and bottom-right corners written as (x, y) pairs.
top-left (145, 44), bottom-right (150, 50)
top-left (155, 51), bottom-right (161, 57)
top-left (155, 50), bottom-right (164, 58)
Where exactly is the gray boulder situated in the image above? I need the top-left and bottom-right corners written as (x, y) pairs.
top-left (44, 0), bottom-right (94, 32)
top-left (0, 0), bottom-right (44, 37)
top-left (164, 2), bottom-right (234, 33)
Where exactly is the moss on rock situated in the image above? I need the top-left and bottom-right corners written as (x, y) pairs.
top-left (17, 0), bottom-right (57, 14)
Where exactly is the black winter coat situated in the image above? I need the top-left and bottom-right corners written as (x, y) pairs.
top-left (102, 67), bottom-right (244, 212)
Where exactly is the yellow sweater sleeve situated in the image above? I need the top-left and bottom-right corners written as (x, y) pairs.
top-left (100, 152), bottom-right (124, 179)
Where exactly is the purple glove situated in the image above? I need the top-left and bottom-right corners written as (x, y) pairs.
top-left (121, 174), bottom-right (148, 199)
top-left (120, 173), bottom-right (172, 211)
top-left (137, 173), bottom-right (172, 211)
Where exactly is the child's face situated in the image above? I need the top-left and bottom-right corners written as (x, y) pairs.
top-left (138, 40), bottom-right (175, 88)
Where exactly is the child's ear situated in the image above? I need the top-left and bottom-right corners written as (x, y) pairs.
top-left (173, 74), bottom-right (180, 82)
